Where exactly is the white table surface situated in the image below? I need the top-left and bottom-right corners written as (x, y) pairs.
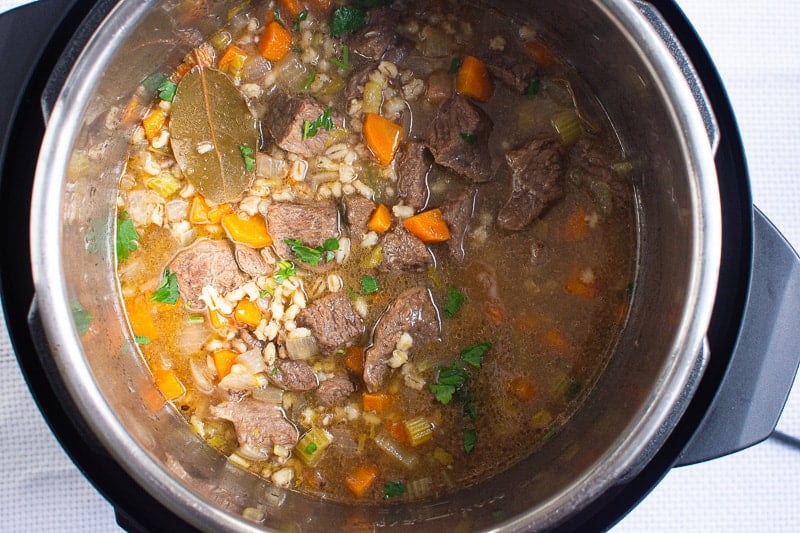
top-left (1, 0), bottom-right (799, 531)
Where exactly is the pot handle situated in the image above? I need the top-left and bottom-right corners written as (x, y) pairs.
top-left (634, 1), bottom-right (720, 153)
top-left (675, 207), bottom-right (800, 466)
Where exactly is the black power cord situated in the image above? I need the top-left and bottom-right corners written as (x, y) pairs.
top-left (771, 430), bottom-right (800, 452)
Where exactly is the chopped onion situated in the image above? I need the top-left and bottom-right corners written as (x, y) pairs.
top-left (256, 153), bottom-right (288, 180)
top-left (176, 321), bottom-right (210, 356)
top-left (237, 348), bottom-right (267, 374)
top-left (285, 329), bottom-right (318, 360)
top-left (253, 386), bottom-right (284, 405)
top-left (242, 56), bottom-right (271, 83)
top-left (190, 358), bottom-right (215, 395)
top-left (237, 443), bottom-right (270, 462)
top-left (373, 432), bottom-right (419, 469)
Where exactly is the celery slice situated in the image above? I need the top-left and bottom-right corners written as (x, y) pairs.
top-left (294, 427), bottom-right (332, 466)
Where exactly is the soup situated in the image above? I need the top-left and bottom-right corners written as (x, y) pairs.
top-left (116, 0), bottom-right (636, 503)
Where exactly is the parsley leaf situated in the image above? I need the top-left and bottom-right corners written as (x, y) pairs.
top-left (449, 57), bottom-right (462, 74)
top-left (444, 287), bottom-right (465, 318)
top-left (302, 107), bottom-right (334, 140)
top-left (360, 274), bottom-right (380, 295)
top-left (383, 481), bottom-right (405, 499)
top-left (239, 144), bottom-right (256, 171)
top-left (459, 132), bottom-right (477, 144)
top-left (116, 211), bottom-right (139, 263)
top-left (157, 79), bottom-right (177, 102)
top-left (429, 383), bottom-right (456, 404)
top-left (274, 260), bottom-right (296, 285)
top-left (526, 78), bottom-right (541, 98)
top-left (463, 398), bottom-right (478, 421)
top-left (463, 428), bottom-right (476, 453)
top-left (330, 45), bottom-right (350, 70)
top-left (151, 268), bottom-right (180, 304)
top-left (284, 238), bottom-right (339, 266)
top-left (304, 442), bottom-right (318, 455)
top-left (436, 366), bottom-right (468, 387)
top-left (460, 342), bottom-right (491, 368)
top-left (293, 9), bottom-right (309, 31)
top-left (135, 335), bottom-right (151, 345)
top-left (329, 5), bottom-right (366, 37)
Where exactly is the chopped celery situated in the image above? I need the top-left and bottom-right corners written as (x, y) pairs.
top-left (552, 109), bottom-right (582, 145)
top-left (373, 432), bottom-right (419, 468)
top-left (404, 416), bottom-right (434, 447)
top-left (294, 427), bottom-right (332, 466)
top-left (360, 244), bottom-right (383, 269)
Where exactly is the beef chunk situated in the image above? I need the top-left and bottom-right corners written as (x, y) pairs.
top-left (439, 188), bottom-right (475, 262)
top-left (481, 48), bottom-right (538, 94)
top-left (316, 376), bottom-right (355, 406)
top-left (363, 287), bottom-right (440, 392)
top-left (425, 69), bottom-right (454, 105)
top-left (497, 138), bottom-right (565, 231)
top-left (234, 244), bottom-right (269, 277)
top-left (170, 239), bottom-right (246, 310)
top-left (268, 359), bottom-right (318, 391)
top-left (344, 194), bottom-right (376, 245)
top-left (266, 202), bottom-right (340, 270)
top-left (210, 399), bottom-right (298, 457)
top-left (396, 141), bottom-right (431, 211)
top-left (378, 225), bottom-right (432, 272)
top-left (348, 8), bottom-right (397, 60)
top-left (297, 292), bottom-right (365, 355)
top-left (426, 95), bottom-right (494, 183)
top-left (265, 92), bottom-right (342, 157)
top-left (381, 35), bottom-right (415, 66)
top-left (570, 138), bottom-right (631, 207)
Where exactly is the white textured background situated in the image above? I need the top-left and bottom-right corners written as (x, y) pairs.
top-left (1, 0), bottom-right (798, 531)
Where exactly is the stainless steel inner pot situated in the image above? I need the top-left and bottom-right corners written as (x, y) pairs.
top-left (29, 0), bottom-right (721, 530)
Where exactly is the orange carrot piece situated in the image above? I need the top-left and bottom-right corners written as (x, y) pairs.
top-left (234, 298), bottom-right (263, 327)
top-left (402, 208), bottom-right (450, 243)
top-left (565, 270), bottom-right (596, 299)
top-left (142, 108), bottom-right (167, 142)
top-left (385, 419), bottom-right (411, 446)
top-left (259, 21), bottom-right (293, 62)
top-left (363, 113), bottom-right (404, 165)
top-left (154, 368), bottom-right (185, 401)
top-left (508, 377), bottom-right (536, 402)
top-left (362, 392), bottom-right (391, 412)
top-left (279, 0), bottom-right (303, 18)
top-left (190, 195), bottom-right (211, 223)
top-left (213, 349), bottom-right (239, 379)
top-left (564, 207), bottom-right (588, 242)
top-left (456, 55), bottom-right (493, 102)
top-left (345, 464), bottom-right (380, 498)
top-left (218, 45), bottom-right (249, 76)
top-left (367, 203), bottom-right (392, 234)
top-left (525, 40), bottom-right (557, 67)
top-left (543, 329), bottom-right (570, 354)
top-left (209, 308), bottom-right (231, 330)
top-left (207, 203), bottom-right (233, 224)
top-left (344, 345), bottom-right (364, 374)
top-left (222, 212), bottom-right (273, 248)
top-left (484, 300), bottom-right (506, 326)
top-left (127, 295), bottom-right (158, 341)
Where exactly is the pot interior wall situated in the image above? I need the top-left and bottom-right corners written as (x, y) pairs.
top-left (42, 0), bottom-right (711, 529)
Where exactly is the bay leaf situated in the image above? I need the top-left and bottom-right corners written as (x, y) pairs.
top-left (169, 67), bottom-right (258, 203)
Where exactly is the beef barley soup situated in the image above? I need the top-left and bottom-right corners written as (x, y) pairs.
top-left (116, 0), bottom-right (636, 503)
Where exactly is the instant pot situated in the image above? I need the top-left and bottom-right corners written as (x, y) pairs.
top-left (1, 0), bottom-right (799, 530)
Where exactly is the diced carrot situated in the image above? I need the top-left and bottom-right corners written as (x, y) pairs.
top-left (367, 203), bottom-right (392, 234)
top-left (154, 368), bottom-right (185, 401)
top-left (543, 329), bottom-right (570, 354)
top-left (345, 464), bottom-right (380, 498)
top-left (190, 195), bottom-right (211, 223)
top-left (259, 21), bottom-right (293, 62)
top-left (402, 208), bottom-right (450, 243)
top-left (306, 0), bottom-right (331, 13)
top-left (344, 345), bottom-right (364, 374)
top-left (362, 392), bottom-right (390, 412)
top-left (456, 55), bottom-right (493, 102)
top-left (484, 300), bottom-right (505, 326)
top-left (363, 113), bottom-right (404, 165)
top-left (213, 349), bottom-right (239, 379)
top-left (565, 270), bottom-right (596, 299)
top-left (234, 298), bottom-right (263, 327)
top-left (385, 419), bottom-right (410, 446)
top-left (207, 203), bottom-right (233, 224)
top-left (564, 207), bottom-right (588, 242)
top-left (127, 295), bottom-right (159, 341)
top-left (222, 212), bottom-right (273, 248)
top-left (209, 308), bottom-right (231, 330)
top-left (525, 40), bottom-right (557, 67)
top-left (142, 108), bottom-right (167, 142)
top-left (217, 45), bottom-right (249, 76)
top-left (279, 0), bottom-right (304, 18)
top-left (508, 376), bottom-right (536, 402)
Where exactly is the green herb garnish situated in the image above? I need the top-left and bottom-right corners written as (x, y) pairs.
top-left (260, 287), bottom-right (274, 298)
top-left (430, 343), bottom-right (491, 406)
top-left (304, 442), bottom-right (318, 455)
top-left (188, 316), bottom-right (204, 323)
top-left (329, 5), bottom-right (366, 37)
top-left (151, 268), bottom-right (180, 304)
top-left (284, 237), bottom-right (339, 266)
top-left (449, 57), bottom-right (462, 74)
top-left (460, 342), bottom-right (491, 368)
top-left (525, 78), bottom-right (541, 98)
top-left (302, 71), bottom-right (317, 91)
top-left (291, 47), bottom-right (303, 54)
top-left (302, 107), bottom-right (334, 140)
top-left (135, 335), bottom-right (151, 345)
top-left (157, 79), bottom-right (177, 102)
top-left (142, 72), bottom-right (166, 92)
top-left (293, 9), bottom-right (309, 31)
top-left (383, 481), bottom-right (406, 499)
top-left (274, 260), bottom-right (296, 285)
top-left (459, 132), bottom-right (477, 144)
top-left (239, 144), bottom-right (256, 171)
top-left (463, 398), bottom-right (478, 421)
top-left (430, 383), bottom-right (456, 405)
top-left (116, 210), bottom-right (139, 263)
top-left (444, 287), bottom-right (465, 318)
top-left (330, 45), bottom-right (350, 70)
top-left (360, 274), bottom-right (380, 295)
top-left (463, 428), bottom-right (476, 453)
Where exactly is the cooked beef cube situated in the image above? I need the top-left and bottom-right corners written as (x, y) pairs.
top-left (266, 202), bottom-right (340, 270)
top-left (481, 49), bottom-right (538, 94)
top-left (439, 188), bottom-right (475, 262)
top-left (234, 244), bottom-right (269, 277)
top-left (209, 399), bottom-right (299, 457)
top-left (363, 287), bottom-right (440, 392)
top-left (396, 141), bottom-right (431, 211)
top-left (239, 329), bottom-right (264, 352)
top-left (268, 359), bottom-right (318, 391)
top-left (170, 239), bottom-right (246, 310)
top-left (316, 376), bottom-right (355, 406)
top-left (378, 225), bottom-right (432, 272)
top-left (297, 292), bottom-right (365, 355)
top-left (425, 69), bottom-right (454, 105)
top-left (348, 8), bottom-right (398, 60)
top-left (265, 92), bottom-right (341, 157)
top-left (497, 138), bottom-right (565, 231)
top-left (426, 95), bottom-right (494, 183)
top-left (570, 138), bottom-right (631, 207)
top-left (344, 194), bottom-right (376, 245)
top-left (345, 61), bottom-right (378, 103)
top-left (381, 35), bottom-right (415, 66)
